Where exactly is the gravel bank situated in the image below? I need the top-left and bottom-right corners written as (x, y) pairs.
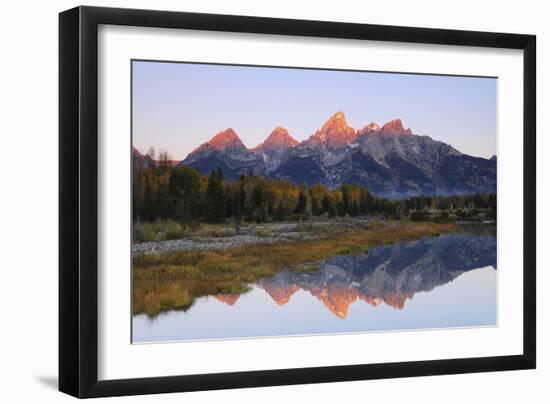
top-left (132, 219), bottom-right (376, 255)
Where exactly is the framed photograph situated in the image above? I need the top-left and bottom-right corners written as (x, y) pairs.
top-left (59, 6), bottom-right (536, 398)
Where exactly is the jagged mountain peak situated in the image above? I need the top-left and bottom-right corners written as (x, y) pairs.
top-left (378, 119), bottom-right (413, 136)
top-left (185, 128), bottom-right (246, 158)
top-left (206, 128), bottom-right (244, 150)
top-left (307, 111), bottom-right (356, 148)
top-left (328, 110), bottom-right (346, 122)
top-left (252, 127), bottom-right (298, 152)
top-left (358, 119), bottom-right (413, 137)
top-left (181, 127), bottom-right (263, 177)
top-left (357, 122), bottom-right (381, 137)
top-left (252, 127), bottom-right (299, 173)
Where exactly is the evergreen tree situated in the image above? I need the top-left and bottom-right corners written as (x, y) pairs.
top-left (327, 200), bottom-right (337, 218)
top-left (321, 193), bottom-right (331, 214)
top-left (340, 184), bottom-right (352, 216)
top-left (156, 180), bottom-right (173, 219)
top-left (169, 166), bottom-right (201, 222)
top-left (295, 184), bottom-right (309, 216)
top-left (274, 202), bottom-right (286, 221)
top-left (204, 167), bottom-right (226, 223)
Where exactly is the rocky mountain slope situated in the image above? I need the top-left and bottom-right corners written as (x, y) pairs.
top-left (177, 128), bottom-right (264, 178)
top-left (251, 127), bottom-right (299, 173)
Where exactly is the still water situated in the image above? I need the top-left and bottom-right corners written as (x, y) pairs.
top-left (133, 230), bottom-right (497, 343)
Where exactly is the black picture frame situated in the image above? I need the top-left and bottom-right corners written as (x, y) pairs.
top-left (59, 5), bottom-right (536, 398)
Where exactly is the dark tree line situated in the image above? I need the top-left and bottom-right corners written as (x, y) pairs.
top-left (402, 193), bottom-right (496, 221)
top-left (133, 152), bottom-right (496, 224)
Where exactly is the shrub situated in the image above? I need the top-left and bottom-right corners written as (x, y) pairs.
top-left (163, 221), bottom-right (187, 240)
top-left (335, 246), bottom-right (353, 255)
top-left (133, 220), bottom-right (188, 242)
top-left (133, 222), bottom-right (156, 242)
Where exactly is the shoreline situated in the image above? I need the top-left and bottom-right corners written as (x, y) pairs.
top-left (132, 220), bottom-right (456, 317)
top-left (132, 218), bottom-right (379, 255)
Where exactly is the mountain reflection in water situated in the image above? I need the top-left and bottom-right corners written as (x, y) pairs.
top-left (133, 229), bottom-right (497, 343)
top-left (215, 232), bottom-right (496, 319)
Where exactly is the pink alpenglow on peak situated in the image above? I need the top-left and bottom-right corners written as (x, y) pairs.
top-left (185, 128), bottom-right (252, 161)
top-left (379, 119), bottom-right (413, 136)
top-left (357, 119), bottom-right (413, 137)
top-left (206, 128), bottom-right (245, 150)
top-left (357, 122), bottom-right (381, 137)
top-left (308, 111), bottom-right (357, 148)
top-left (252, 127), bottom-right (299, 152)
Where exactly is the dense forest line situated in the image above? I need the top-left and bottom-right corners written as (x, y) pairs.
top-left (133, 153), bottom-right (497, 224)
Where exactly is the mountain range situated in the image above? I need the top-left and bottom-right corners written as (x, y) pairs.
top-left (143, 111), bottom-right (496, 198)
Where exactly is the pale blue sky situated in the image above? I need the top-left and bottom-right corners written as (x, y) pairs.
top-left (132, 60), bottom-right (497, 160)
